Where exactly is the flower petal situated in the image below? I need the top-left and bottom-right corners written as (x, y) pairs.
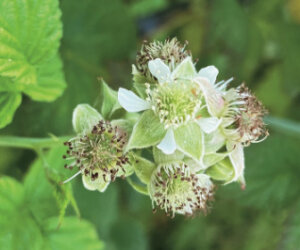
top-left (118, 88), bottom-right (151, 112)
top-left (198, 65), bottom-right (219, 84)
top-left (194, 77), bottom-right (225, 116)
top-left (148, 58), bottom-right (171, 83)
top-left (196, 117), bottom-right (222, 134)
top-left (227, 142), bottom-right (245, 183)
top-left (157, 129), bottom-right (177, 155)
top-left (172, 56), bottom-right (196, 79)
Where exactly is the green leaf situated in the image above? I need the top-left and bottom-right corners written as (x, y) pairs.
top-left (131, 154), bottom-right (156, 184)
top-left (100, 79), bottom-right (121, 119)
top-left (0, 0), bottom-right (62, 85)
top-left (26, 147), bottom-right (80, 222)
top-left (0, 177), bottom-right (44, 249)
top-left (205, 157), bottom-right (234, 182)
top-left (43, 217), bottom-right (104, 250)
top-left (22, 55), bottom-right (66, 102)
top-left (0, 152), bottom-right (103, 249)
top-left (174, 122), bottom-right (203, 162)
top-left (72, 104), bottom-right (103, 134)
top-left (0, 91), bottom-right (21, 128)
top-left (0, 0), bottom-right (66, 129)
top-left (126, 110), bottom-right (166, 150)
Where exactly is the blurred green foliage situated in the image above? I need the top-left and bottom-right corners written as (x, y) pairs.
top-left (0, 0), bottom-right (300, 249)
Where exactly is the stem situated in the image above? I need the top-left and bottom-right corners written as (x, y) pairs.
top-left (265, 116), bottom-right (300, 139)
top-left (0, 136), bottom-right (71, 150)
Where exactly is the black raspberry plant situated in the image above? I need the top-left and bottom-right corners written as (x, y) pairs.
top-left (63, 38), bottom-right (268, 217)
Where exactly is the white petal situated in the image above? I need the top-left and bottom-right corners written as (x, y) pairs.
top-left (198, 65), bottom-right (219, 84)
top-left (171, 56), bottom-right (196, 79)
top-left (118, 88), bottom-right (151, 112)
top-left (148, 58), bottom-right (171, 84)
top-left (197, 117), bottom-right (222, 134)
top-left (227, 142), bottom-right (245, 183)
top-left (157, 129), bottom-right (177, 155)
top-left (194, 77), bottom-right (225, 116)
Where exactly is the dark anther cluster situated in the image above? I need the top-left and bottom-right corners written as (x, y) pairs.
top-left (63, 120), bottom-right (129, 183)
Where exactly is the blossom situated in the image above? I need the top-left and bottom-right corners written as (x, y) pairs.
top-left (118, 57), bottom-right (222, 157)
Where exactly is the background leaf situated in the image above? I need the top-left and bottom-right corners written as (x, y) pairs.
top-left (0, 92), bottom-right (21, 128)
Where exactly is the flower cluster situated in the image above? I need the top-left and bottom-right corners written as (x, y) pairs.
top-left (63, 38), bottom-right (268, 217)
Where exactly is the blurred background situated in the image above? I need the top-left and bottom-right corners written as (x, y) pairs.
top-left (1, 0), bottom-right (300, 249)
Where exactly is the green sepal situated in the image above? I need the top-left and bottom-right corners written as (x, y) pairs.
top-left (203, 152), bottom-right (228, 168)
top-left (205, 157), bottom-right (235, 182)
top-left (111, 119), bottom-right (135, 136)
top-left (127, 177), bottom-right (149, 196)
top-left (204, 129), bottom-right (226, 154)
top-left (131, 153), bottom-right (156, 184)
top-left (82, 175), bottom-right (109, 193)
top-left (172, 57), bottom-right (196, 79)
top-left (174, 122), bottom-right (204, 162)
top-left (126, 110), bottom-right (166, 151)
top-left (100, 79), bottom-right (121, 119)
top-left (153, 147), bottom-right (184, 165)
top-left (72, 104), bottom-right (103, 134)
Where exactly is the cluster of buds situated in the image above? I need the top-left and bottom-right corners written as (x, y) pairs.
top-left (64, 38), bottom-right (268, 217)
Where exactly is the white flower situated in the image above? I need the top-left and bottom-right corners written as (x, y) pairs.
top-left (118, 58), bottom-right (223, 155)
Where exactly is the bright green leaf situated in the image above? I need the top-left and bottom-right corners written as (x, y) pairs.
top-left (22, 55), bottom-right (66, 102)
top-left (0, 0), bottom-right (62, 85)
